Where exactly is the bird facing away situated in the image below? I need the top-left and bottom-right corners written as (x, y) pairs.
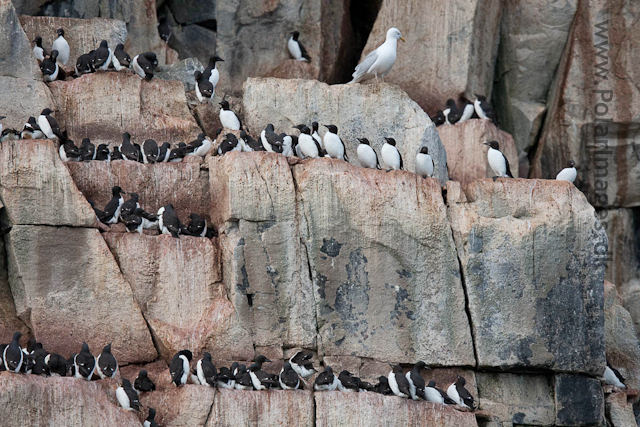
top-left (349, 28), bottom-right (405, 84)
top-left (556, 160), bottom-right (577, 183)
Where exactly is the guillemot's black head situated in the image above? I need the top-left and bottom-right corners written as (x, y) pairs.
top-left (419, 147), bottom-right (429, 155)
top-left (194, 70), bottom-right (202, 80)
top-left (112, 186), bottom-right (124, 197)
top-left (456, 375), bottom-right (466, 386)
top-left (99, 40), bottom-right (108, 48)
top-left (323, 124), bottom-right (338, 134)
top-left (115, 43), bottom-right (125, 51)
top-left (210, 55), bottom-right (224, 64)
top-left (357, 138), bottom-right (370, 145)
top-left (475, 94), bottom-right (486, 101)
top-left (483, 140), bottom-right (499, 150)
top-left (567, 160), bottom-right (576, 168)
top-left (445, 99), bottom-right (456, 108)
top-left (291, 31), bottom-right (300, 40)
top-left (312, 122), bottom-right (319, 132)
top-left (49, 50), bottom-right (59, 61)
top-left (33, 36), bottom-right (43, 47)
top-left (254, 355), bottom-right (271, 364)
top-left (57, 28), bottom-right (65, 37)
top-left (413, 361), bottom-right (429, 371)
top-left (384, 137), bottom-right (396, 146)
top-left (219, 100), bottom-right (230, 110)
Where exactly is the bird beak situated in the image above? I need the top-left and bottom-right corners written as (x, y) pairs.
top-left (400, 36), bottom-right (406, 42)
top-left (483, 142), bottom-right (490, 146)
top-left (266, 359), bottom-right (272, 363)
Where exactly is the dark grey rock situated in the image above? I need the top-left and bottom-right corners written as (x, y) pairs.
top-left (167, 23), bottom-right (217, 66)
top-left (155, 57), bottom-right (204, 91)
top-left (0, 0), bottom-right (40, 80)
top-left (555, 374), bottom-right (604, 426)
top-left (165, 0), bottom-right (216, 26)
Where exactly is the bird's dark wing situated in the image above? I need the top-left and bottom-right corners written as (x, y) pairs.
top-left (457, 385), bottom-right (475, 408)
top-left (102, 199), bottom-right (118, 221)
top-left (93, 48), bottom-right (109, 67)
top-left (340, 138), bottom-right (349, 161)
top-left (399, 150), bottom-right (404, 170)
top-left (502, 152), bottom-right (513, 178)
top-left (397, 375), bottom-right (410, 395)
top-left (169, 355), bottom-right (184, 385)
top-left (438, 387), bottom-right (456, 404)
top-left (125, 387), bottom-right (141, 411)
top-left (47, 116), bottom-right (65, 141)
top-left (298, 40), bottom-right (312, 62)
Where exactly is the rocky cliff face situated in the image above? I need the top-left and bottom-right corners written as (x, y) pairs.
top-left (1, 0), bottom-right (639, 425)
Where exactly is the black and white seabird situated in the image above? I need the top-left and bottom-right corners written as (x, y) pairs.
top-left (144, 408), bottom-right (159, 427)
top-left (425, 381), bottom-right (455, 404)
top-left (249, 355), bottom-right (274, 390)
top-left (217, 133), bottom-right (241, 155)
top-left (60, 140), bottom-right (81, 162)
top-left (3, 332), bottom-right (23, 373)
top-left (122, 208), bottom-right (144, 233)
top-left (74, 342), bottom-right (96, 380)
top-left (51, 28), bottom-right (70, 65)
top-left (0, 127), bottom-right (20, 142)
top-left (484, 141), bottom-right (513, 180)
top-left (234, 364), bottom-right (254, 390)
top-left (66, 354), bottom-right (77, 376)
top-left (388, 364), bottom-right (410, 398)
top-left (93, 40), bottom-right (113, 71)
top-left (405, 361), bottom-right (430, 400)
top-left (375, 376), bottom-right (393, 395)
top-left (116, 379), bottom-right (141, 411)
top-left (111, 146), bottom-right (124, 161)
top-left (112, 44), bottom-right (131, 71)
top-left (41, 50), bottom-right (60, 82)
top-left (415, 146), bottom-right (434, 178)
top-left (432, 110), bottom-right (446, 127)
top-left (260, 124), bottom-right (284, 152)
top-left (289, 351), bottom-right (315, 378)
top-left (458, 98), bottom-right (475, 123)
top-left (203, 55), bottom-right (224, 98)
top-left (219, 100), bottom-right (241, 130)
top-left (356, 138), bottom-right (379, 169)
top-left (194, 70), bottom-right (214, 104)
top-left (88, 199), bottom-right (105, 222)
top-left (38, 109), bottom-right (64, 140)
top-left (94, 144), bottom-right (110, 161)
top-left (239, 130), bottom-right (264, 152)
top-left (21, 117), bottom-right (44, 140)
top-left (142, 139), bottom-right (159, 164)
top-left (446, 375), bottom-right (475, 409)
top-left (168, 145), bottom-right (188, 162)
top-left (349, 28), bottom-right (404, 84)
top-left (134, 369), bottom-right (156, 392)
top-left (294, 125), bottom-right (323, 158)
top-left (157, 142), bottom-right (171, 162)
top-left (196, 352), bottom-right (217, 387)
top-left (187, 133), bottom-right (212, 157)
top-left (45, 353), bottom-right (68, 377)
top-left (120, 132), bottom-right (140, 162)
top-left (158, 17), bottom-right (171, 43)
top-left (32, 36), bottom-right (48, 61)
top-left (337, 370), bottom-right (359, 392)
top-left (443, 99), bottom-right (461, 125)
top-left (604, 360), bottom-right (626, 388)
top-left (75, 52), bottom-right (95, 75)
top-left (80, 138), bottom-right (96, 161)
top-left (132, 52), bottom-right (158, 80)
top-left (322, 124), bottom-right (348, 161)
top-left (96, 343), bottom-right (118, 379)
top-left (158, 204), bottom-right (186, 238)
top-left (216, 366), bottom-right (236, 389)
top-left (314, 365), bottom-right (339, 391)
top-left (381, 137), bottom-right (403, 171)
top-left (474, 95), bottom-right (498, 125)
top-left (279, 362), bottom-right (301, 390)
top-left (170, 349), bottom-right (192, 387)
top-left (287, 31), bottom-right (311, 62)
top-left (101, 186), bottom-right (126, 224)
top-left (187, 213), bottom-right (207, 237)
top-left (556, 160), bottom-right (577, 183)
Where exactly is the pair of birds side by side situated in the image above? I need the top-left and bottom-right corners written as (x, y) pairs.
top-left (484, 140), bottom-right (577, 183)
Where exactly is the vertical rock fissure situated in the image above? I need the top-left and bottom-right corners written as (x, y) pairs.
top-left (456, 252), bottom-right (479, 367)
top-left (202, 392), bottom-right (217, 427)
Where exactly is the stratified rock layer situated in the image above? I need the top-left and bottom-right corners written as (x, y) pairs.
top-left (48, 72), bottom-right (201, 147)
top-left (294, 159), bottom-right (474, 365)
top-left (5, 225), bottom-right (157, 363)
top-left (0, 140), bottom-right (95, 227)
top-left (447, 179), bottom-right (606, 373)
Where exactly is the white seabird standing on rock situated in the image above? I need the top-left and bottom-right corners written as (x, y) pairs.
top-left (415, 146), bottom-right (434, 178)
top-left (287, 31), bottom-right (311, 62)
top-left (349, 27), bottom-right (404, 84)
top-left (356, 138), bottom-right (380, 169)
top-left (219, 100), bottom-right (241, 130)
top-left (484, 141), bottom-right (513, 180)
top-left (555, 160), bottom-right (577, 183)
top-left (51, 28), bottom-right (69, 65)
top-left (381, 137), bottom-right (403, 171)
